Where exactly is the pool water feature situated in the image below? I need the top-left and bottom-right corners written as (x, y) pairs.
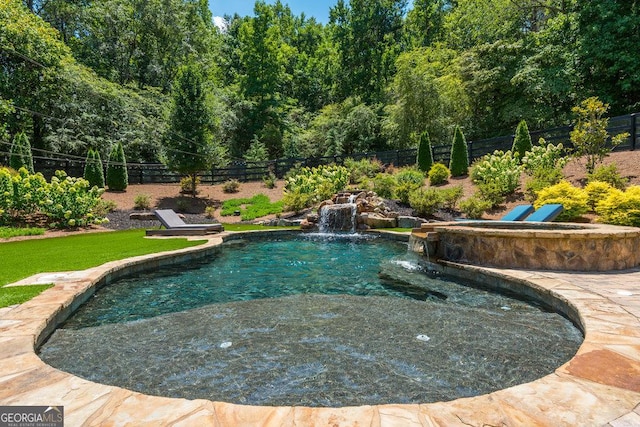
top-left (39, 234), bottom-right (583, 407)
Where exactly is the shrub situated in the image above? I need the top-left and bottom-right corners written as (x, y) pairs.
top-left (372, 173), bottom-right (396, 199)
top-left (344, 157), bottom-right (383, 185)
top-left (41, 170), bottom-right (105, 228)
top-left (595, 186), bottom-right (640, 226)
top-left (476, 181), bottom-right (506, 207)
top-left (459, 195), bottom-right (492, 219)
top-left (409, 188), bottom-right (444, 217)
top-left (512, 120), bottom-right (532, 160)
top-left (9, 132), bottom-right (34, 174)
top-left (449, 126), bottom-right (469, 177)
top-left (83, 148), bottom-right (105, 188)
top-left (263, 172), bottom-right (277, 189)
top-left (106, 142), bottom-right (128, 191)
top-left (534, 181), bottom-right (588, 221)
top-left (521, 139), bottom-right (568, 175)
top-left (204, 205), bottom-right (217, 218)
top-left (470, 150), bottom-right (522, 196)
top-left (394, 167), bottom-right (425, 204)
top-left (223, 179), bottom-right (240, 193)
top-left (180, 175), bottom-right (201, 194)
top-left (0, 168), bottom-right (14, 223)
top-left (584, 181), bottom-right (614, 212)
top-left (284, 164), bottom-right (349, 209)
top-left (11, 167), bottom-right (48, 214)
top-left (133, 193), bottom-right (152, 210)
top-left (282, 191), bottom-right (313, 213)
top-left (587, 164), bottom-right (628, 190)
top-left (0, 168), bottom-right (105, 228)
top-left (428, 163), bottom-right (450, 186)
top-left (570, 97), bottom-right (629, 174)
top-left (440, 185), bottom-right (464, 210)
top-left (416, 131), bottom-right (434, 173)
top-left (93, 199), bottom-right (117, 217)
top-left (523, 167), bottom-right (565, 201)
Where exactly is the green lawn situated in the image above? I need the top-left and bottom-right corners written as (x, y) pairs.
top-left (0, 227), bottom-right (46, 239)
top-left (0, 284), bottom-right (54, 307)
top-left (220, 194), bottom-right (284, 221)
top-left (0, 229), bottom-right (204, 286)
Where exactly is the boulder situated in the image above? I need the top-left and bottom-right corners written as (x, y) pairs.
top-left (364, 214), bottom-right (397, 229)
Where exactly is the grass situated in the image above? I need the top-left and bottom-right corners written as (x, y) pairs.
top-left (221, 194), bottom-right (284, 221)
top-left (0, 284), bottom-right (53, 307)
top-left (0, 227), bottom-right (46, 239)
top-left (0, 229), bottom-right (204, 286)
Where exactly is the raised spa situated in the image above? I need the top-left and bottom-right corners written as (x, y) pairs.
top-left (411, 221), bottom-right (640, 271)
top-left (38, 233), bottom-right (582, 407)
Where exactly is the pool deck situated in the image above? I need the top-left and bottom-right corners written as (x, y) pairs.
top-left (1, 233), bottom-right (640, 426)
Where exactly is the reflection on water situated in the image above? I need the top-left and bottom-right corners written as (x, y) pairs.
top-left (39, 235), bottom-right (583, 407)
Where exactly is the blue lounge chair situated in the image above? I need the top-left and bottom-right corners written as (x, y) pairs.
top-left (500, 204), bottom-right (534, 221)
top-left (523, 204), bottom-right (563, 222)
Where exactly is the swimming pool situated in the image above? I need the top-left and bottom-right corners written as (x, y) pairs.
top-left (39, 233), bottom-right (582, 407)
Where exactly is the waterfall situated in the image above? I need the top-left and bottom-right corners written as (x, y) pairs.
top-left (318, 197), bottom-right (358, 233)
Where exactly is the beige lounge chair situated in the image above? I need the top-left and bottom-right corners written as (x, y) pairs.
top-left (146, 209), bottom-right (224, 236)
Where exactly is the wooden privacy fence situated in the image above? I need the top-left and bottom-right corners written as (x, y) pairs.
top-left (19, 112), bottom-right (640, 184)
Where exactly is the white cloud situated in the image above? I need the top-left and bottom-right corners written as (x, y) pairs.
top-left (213, 16), bottom-right (228, 32)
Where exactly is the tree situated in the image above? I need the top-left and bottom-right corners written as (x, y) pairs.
top-left (512, 120), bottom-right (532, 160)
top-left (9, 132), bottom-right (34, 173)
top-left (417, 131), bottom-right (434, 172)
top-left (449, 126), bottom-right (469, 177)
top-left (570, 97), bottom-right (629, 175)
top-left (384, 46), bottom-right (469, 147)
top-left (575, 0), bottom-right (640, 115)
top-left (244, 137), bottom-right (269, 162)
top-left (106, 142), bottom-right (128, 191)
top-left (83, 148), bottom-right (105, 188)
top-left (164, 63), bottom-right (217, 196)
top-left (405, 0), bottom-right (446, 48)
top-left (330, 0), bottom-right (407, 104)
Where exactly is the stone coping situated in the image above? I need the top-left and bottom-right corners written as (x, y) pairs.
top-left (423, 221), bottom-right (640, 239)
top-left (1, 230), bottom-right (640, 426)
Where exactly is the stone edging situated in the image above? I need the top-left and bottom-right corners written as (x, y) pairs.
top-left (1, 231), bottom-right (640, 426)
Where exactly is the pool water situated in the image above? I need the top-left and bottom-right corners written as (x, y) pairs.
top-left (39, 234), bottom-right (583, 407)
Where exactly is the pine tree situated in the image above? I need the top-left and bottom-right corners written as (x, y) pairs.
top-left (164, 63), bottom-right (217, 196)
top-left (449, 126), bottom-right (469, 177)
top-left (84, 148), bottom-right (105, 188)
top-left (512, 120), bottom-right (532, 160)
top-left (106, 142), bottom-right (128, 191)
top-left (416, 131), bottom-right (434, 172)
top-left (9, 132), bottom-right (34, 173)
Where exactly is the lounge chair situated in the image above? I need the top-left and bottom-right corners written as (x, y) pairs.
top-left (456, 204), bottom-right (534, 222)
top-left (523, 204), bottom-right (563, 222)
top-left (146, 209), bottom-right (224, 236)
top-left (499, 204), bottom-right (535, 221)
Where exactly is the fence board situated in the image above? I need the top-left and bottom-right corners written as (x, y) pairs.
top-left (11, 111), bottom-right (637, 184)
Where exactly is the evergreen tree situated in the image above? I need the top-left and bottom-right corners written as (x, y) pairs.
top-left (449, 126), bottom-right (469, 177)
top-left (512, 120), bottom-right (532, 161)
top-left (84, 148), bottom-right (105, 188)
top-left (106, 142), bottom-right (128, 191)
top-left (416, 131), bottom-right (434, 172)
top-left (164, 63), bottom-right (219, 196)
top-left (9, 132), bottom-right (34, 173)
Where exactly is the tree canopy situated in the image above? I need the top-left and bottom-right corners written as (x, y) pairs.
top-left (1, 0), bottom-right (638, 168)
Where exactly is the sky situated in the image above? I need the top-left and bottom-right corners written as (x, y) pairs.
top-left (208, 0), bottom-right (338, 24)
